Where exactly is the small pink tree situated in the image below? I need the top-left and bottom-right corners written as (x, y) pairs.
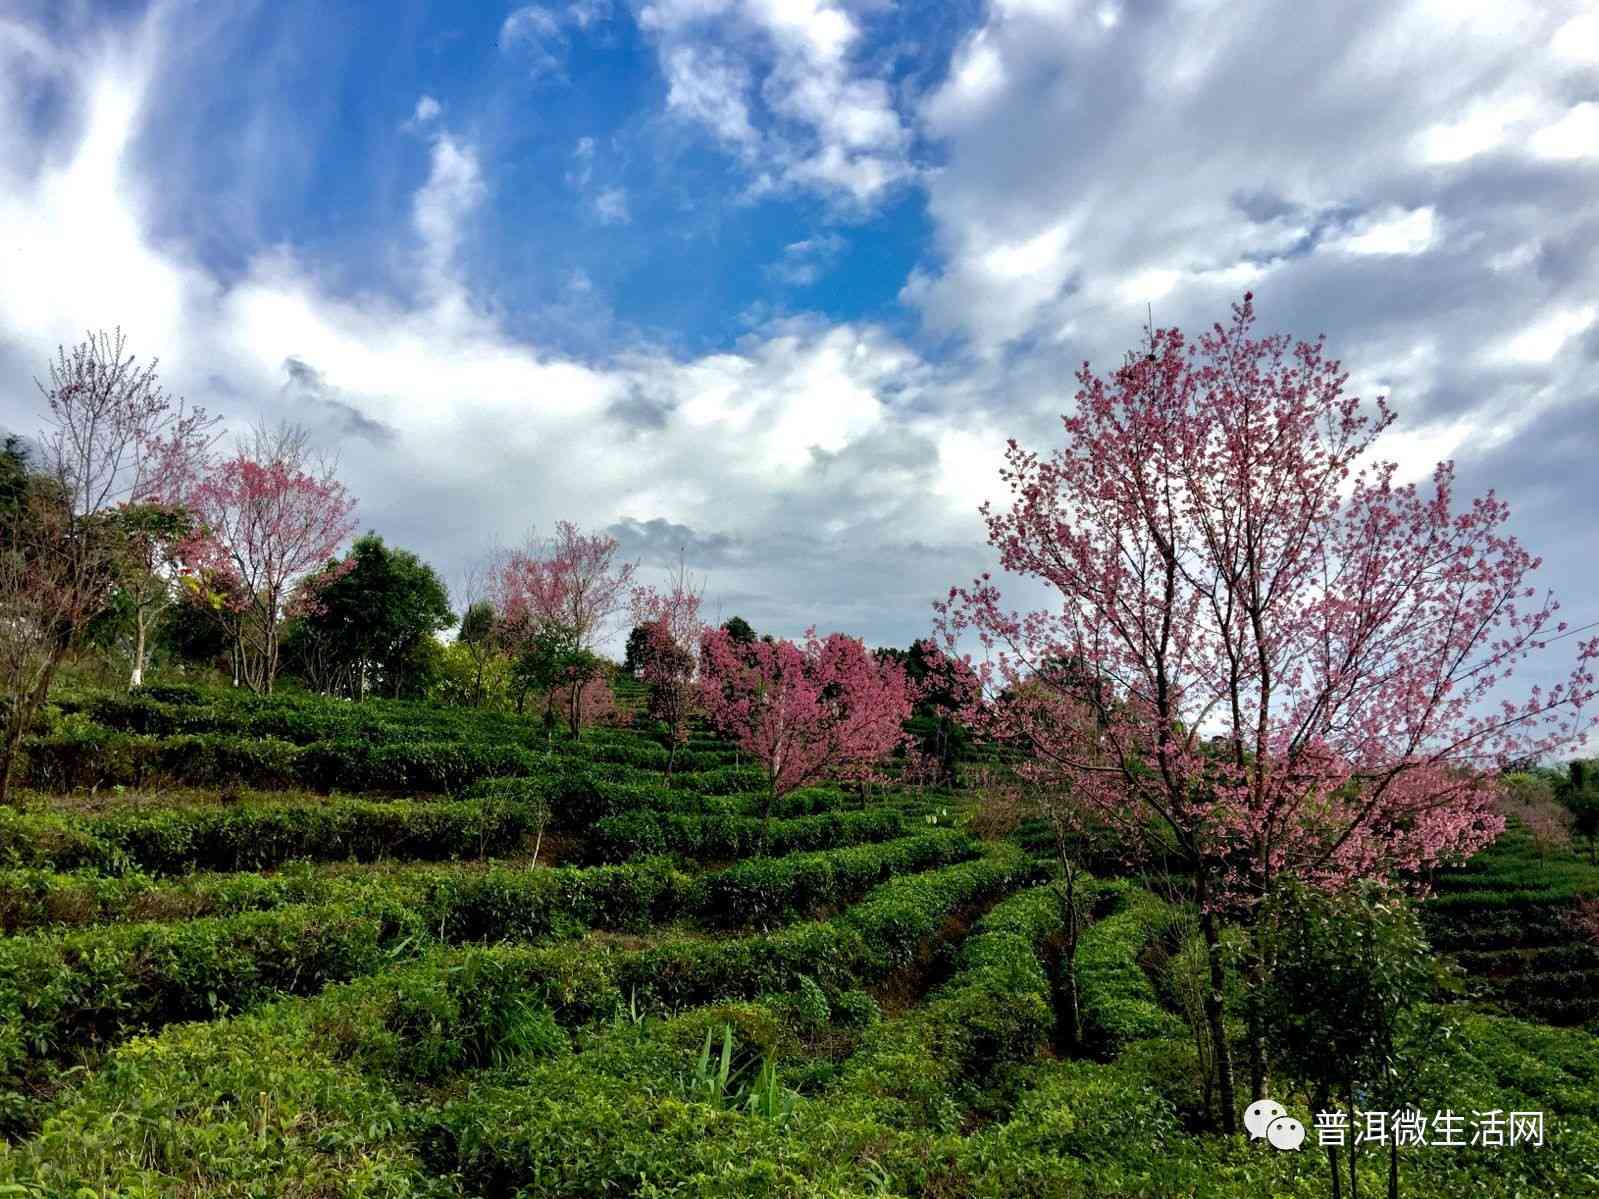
top-left (631, 561), bottom-right (706, 776)
top-left (181, 423), bottom-right (357, 693)
top-left (492, 522), bottom-right (637, 655)
top-left (698, 626), bottom-right (916, 847)
top-left (937, 295), bottom-right (1597, 1128)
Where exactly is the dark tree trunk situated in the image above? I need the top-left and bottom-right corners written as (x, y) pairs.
top-left (1197, 887), bottom-right (1238, 1134)
top-left (1244, 942), bottom-right (1269, 1101)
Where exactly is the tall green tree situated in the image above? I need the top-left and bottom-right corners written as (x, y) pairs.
top-left (285, 533), bottom-right (454, 699)
top-left (457, 599), bottom-right (498, 706)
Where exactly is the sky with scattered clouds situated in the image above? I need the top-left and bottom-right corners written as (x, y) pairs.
top-left (1, 0), bottom-right (1596, 708)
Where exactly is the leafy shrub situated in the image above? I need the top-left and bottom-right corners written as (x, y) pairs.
top-left (830, 988), bottom-right (881, 1029)
top-left (1074, 884), bottom-right (1188, 1055)
top-left (587, 808), bottom-right (907, 864)
top-left (693, 830), bottom-right (977, 928)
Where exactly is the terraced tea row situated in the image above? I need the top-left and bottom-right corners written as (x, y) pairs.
top-left (1423, 827), bottom-right (1599, 1027)
top-left (0, 835), bottom-right (987, 1105)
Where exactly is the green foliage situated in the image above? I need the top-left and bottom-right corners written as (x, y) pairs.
top-left (283, 532), bottom-right (456, 699)
top-left (693, 829), bottom-right (977, 927)
top-left (1, 796), bottom-right (537, 875)
top-left (1261, 880), bottom-right (1440, 1117)
top-left (587, 807), bottom-right (907, 863)
top-left (1074, 883), bottom-right (1188, 1054)
top-left (1560, 758), bottom-right (1599, 860)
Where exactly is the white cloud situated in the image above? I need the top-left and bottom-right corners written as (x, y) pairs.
top-left (593, 186), bottom-right (630, 224)
top-left (1324, 206), bottom-right (1439, 257)
top-left (412, 134), bottom-right (486, 303)
top-left (659, 44), bottom-right (758, 150)
top-left (1530, 102), bottom-right (1599, 161)
top-left (1493, 305), bottom-right (1598, 365)
top-left (499, 2), bottom-right (615, 79)
top-left (638, 0), bottom-right (915, 206)
top-left (767, 232), bottom-right (845, 285)
top-left (500, 6), bottom-right (562, 48)
top-left (412, 94), bottom-right (442, 124)
top-left (1550, 8), bottom-right (1599, 62)
top-left (1415, 96), bottom-right (1537, 164)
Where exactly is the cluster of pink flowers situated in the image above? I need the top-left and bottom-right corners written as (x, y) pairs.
top-left (937, 295), bottom-right (1597, 910)
top-left (698, 625), bottom-right (916, 798)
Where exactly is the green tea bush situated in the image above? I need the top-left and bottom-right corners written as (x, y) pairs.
top-left (693, 830), bottom-right (977, 928)
top-left (0, 943), bottom-right (611, 1186)
top-left (20, 727), bottom-right (303, 791)
top-left (612, 850), bottom-right (1033, 1010)
top-left (1074, 883), bottom-right (1188, 1055)
top-left (0, 808), bottom-right (125, 872)
top-left (586, 808), bottom-right (906, 863)
top-left (0, 797), bottom-right (541, 878)
top-left (0, 893), bottom-right (431, 1081)
top-left (665, 764), bottom-right (769, 795)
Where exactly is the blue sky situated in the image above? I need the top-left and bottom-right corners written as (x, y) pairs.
top-left (1, 0), bottom-right (1597, 722)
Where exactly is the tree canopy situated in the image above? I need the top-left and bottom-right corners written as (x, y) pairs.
top-left (286, 532), bottom-right (454, 700)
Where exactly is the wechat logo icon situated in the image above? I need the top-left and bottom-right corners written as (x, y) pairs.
top-left (1245, 1099), bottom-right (1306, 1151)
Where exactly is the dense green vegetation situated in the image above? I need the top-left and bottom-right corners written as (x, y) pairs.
top-left (0, 682), bottom-right (1595, 1198)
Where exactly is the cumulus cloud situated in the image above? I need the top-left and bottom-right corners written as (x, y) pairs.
top-left (1, 0), bottom-right (1595, 670)
top-left (637, 0), bottom-right (917, 208)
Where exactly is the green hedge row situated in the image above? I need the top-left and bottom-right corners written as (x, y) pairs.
top-left (12, 894), bottom-right (1591, 1197)
top-left (824, 882), bottom-right (1072, 1131)
top-left (1073, 882), bottom-right (1187, 1055)
top-left (564, 738), bottom-right (742, 773)
top-left (54, 686), bottom-right (538, 747)
top-left (1, 828), bottom-right (978, 937)
top-left (694, 829), bottom-right (977, 928)
top-left (421, 883), bottom-right (1071, 1195)
top-left (465, 772), bottom-right (740, 831)
top-left (0, 893), bottom-right (431, 1086)
top-left (0, 797), bottom-right (538, 876)
top-left (614, 848), bottom-right (1038, 1009)
top-left (586, 807), bottom-right (906, 863)
top-left (21, 727), bottom-right (545, 793)
top-left (0, 940), bottom-right (614, 1183)
top-left (0, 835), bottom-right (997, 1093)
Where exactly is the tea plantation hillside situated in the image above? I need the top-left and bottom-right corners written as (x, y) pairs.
top-left (1, 684), bottom-right (1596, 1198)
top-left (1421, 826), bottom-right (1599, 1028)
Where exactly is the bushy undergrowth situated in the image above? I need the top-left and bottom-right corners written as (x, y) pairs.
top-left (5, 683), bottom-right (1597, 1199)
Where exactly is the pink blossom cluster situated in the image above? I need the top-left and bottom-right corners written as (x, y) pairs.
top-left (698, 626), bottom-right (916, 798)
top-left (937, 295), bottom-right (1598, 910)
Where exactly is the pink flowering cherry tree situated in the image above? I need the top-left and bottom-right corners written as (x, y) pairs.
top-left (491, 522), bottom-right (637, 656)
top-left (487, 522), bottom-right (637, 732)
top-left (181, 424), bottom-right (357, 694)
top-left (937, 295), bottom-right (1598, 1129)
top-left (630, 562), bottom-right (706, 776)
top-left (698, 625), bottom-right (916, 849)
